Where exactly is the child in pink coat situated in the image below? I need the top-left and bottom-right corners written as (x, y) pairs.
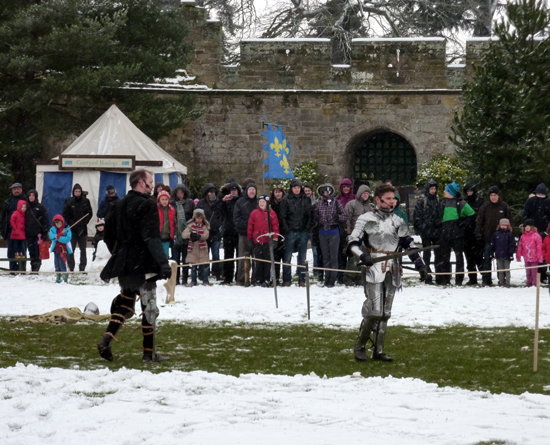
top-left (516, 219), bottom-right (543, 287)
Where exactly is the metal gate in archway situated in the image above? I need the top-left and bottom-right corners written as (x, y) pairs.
top-left (353, 131), bottom-right (417, 188)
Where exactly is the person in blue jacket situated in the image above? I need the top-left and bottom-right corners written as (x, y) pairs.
top-left (49, 214), bottom-right (72, 283)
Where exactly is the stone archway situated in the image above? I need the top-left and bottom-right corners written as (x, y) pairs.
top-left (351, 131), bottom-right (417, 190)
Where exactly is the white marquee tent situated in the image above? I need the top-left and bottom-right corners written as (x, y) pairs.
top-left (36, 104), bottom-right (187, 235)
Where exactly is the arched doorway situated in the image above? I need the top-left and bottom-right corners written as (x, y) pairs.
top-left (352, 131), bottom-right (417, 189)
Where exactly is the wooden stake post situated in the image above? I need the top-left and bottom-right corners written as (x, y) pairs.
top-left (534, 273), bottom-right (541, 372)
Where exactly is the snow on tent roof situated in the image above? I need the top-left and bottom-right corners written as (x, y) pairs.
top-left (57, 104), bottom-right (186, 174)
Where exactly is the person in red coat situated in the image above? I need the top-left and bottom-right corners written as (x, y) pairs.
top-left (247, 194), bottom-right (279, 287)
top-left (157, 190), bottom-right (175, 258)
top-left (9, 200), bottom-right (27, 258)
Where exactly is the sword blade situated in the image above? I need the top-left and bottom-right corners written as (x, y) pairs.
top-left (371, 245), bottom-right (440, 264)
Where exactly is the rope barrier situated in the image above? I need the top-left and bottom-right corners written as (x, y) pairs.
top-left (0, 255), bottom-right (545, 277)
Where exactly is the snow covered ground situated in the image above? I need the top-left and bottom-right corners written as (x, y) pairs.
top-left (1, 247), bottom-right (550, 444)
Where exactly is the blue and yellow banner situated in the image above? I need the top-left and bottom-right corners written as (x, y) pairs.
top-left (263, 124), bottom-right (294, 179)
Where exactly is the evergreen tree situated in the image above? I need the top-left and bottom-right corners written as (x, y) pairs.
top-left (451, 0), bottom-right (550, 206)
top-left (0, 0), bottom-right (199, 190)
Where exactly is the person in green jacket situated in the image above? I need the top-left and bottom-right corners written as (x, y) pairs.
top-left (438, 182), bottom-right (475, 286)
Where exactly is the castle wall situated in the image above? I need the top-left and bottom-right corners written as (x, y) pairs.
top-left (157, 4), bottom-right (493, 187)
top-left (159, 90), bottom-right (462, 188)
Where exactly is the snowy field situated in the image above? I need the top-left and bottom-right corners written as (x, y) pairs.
top-left (2, 247), bottom-right (550, 444)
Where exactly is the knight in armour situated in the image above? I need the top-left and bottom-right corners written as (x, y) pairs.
top-left (347, 184), bottom-right (427, 362)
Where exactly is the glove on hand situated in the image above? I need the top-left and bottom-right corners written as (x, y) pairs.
top-left (247, 238), bottom-right (255, 252)
top-left (160, 262), bottom-right (172, 280)
top-left (359, 252), bottom-right (373, 266)
top-left (190, 232), bottom-right (200, 242)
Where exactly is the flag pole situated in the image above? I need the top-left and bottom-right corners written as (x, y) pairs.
top-left (266, 195), bottom-right (279, 309)
top-left (262, 121), bottom-right (267, 193)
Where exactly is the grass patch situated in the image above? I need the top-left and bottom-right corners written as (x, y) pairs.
top-left (1, 318), bottom-right (549, 395)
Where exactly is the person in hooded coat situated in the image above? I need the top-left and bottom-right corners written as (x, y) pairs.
top-left (413, 179), bottom-right (443, 284)
top-left (157, 190), bottom-right (176, 257)
top-left (439, 183), bottom-right (475, 286)
top-left (0, 182), bottom-right (28, 271)
top-left (97, 185), bottom-right (120, 219)
top-left (196, 183), bottom-right (224, 280)
top-left (522, 183), bottom-right (550, 283)
top-left (49, 214), bottom-right (73, 283)
top-left (344, 184), bottom-right (373, 285)
top-left (170, 184), bottom-right (194, 285)
top-left (279, 179), bottom-right (312, 287)
top-left (248, 194), bottom-right (280, 287)
top-left (10, 200), bottom-right (27, 259)
top-left (462, 182), bottom-right (485, 285)
top-left (335, 178), bottom-right (355, 282)
top-left (233, 182), bottom-right (258, 285)
top-left (220, 179), bottom-right (242, 284)
top-left (314, 183), bottom-right (348, 287)
top-left (62, 183), bottom-right (92, 272)
top-left (182, 208), bottom-right (211, 285)
top-left (26, 189), bottom-right (50, 272)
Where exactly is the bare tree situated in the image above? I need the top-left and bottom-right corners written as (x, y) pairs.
top-left (241, 0), bottom-right (507, 63)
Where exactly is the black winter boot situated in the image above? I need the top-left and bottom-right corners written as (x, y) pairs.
top-left (97, 334), bottom-right (113, 361)
top-left (372, 351), bottom-right (393, 362)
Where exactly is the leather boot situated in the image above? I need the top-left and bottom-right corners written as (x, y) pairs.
top-left (97, 334), bottom-right (114, 361)
top-left (372, 351), bottom-right (393, 362)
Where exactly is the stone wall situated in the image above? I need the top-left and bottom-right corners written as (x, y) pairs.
top-left (159, 90), bottom-right (462, 188)
top-left (159, 4), bottom-right (492, 188)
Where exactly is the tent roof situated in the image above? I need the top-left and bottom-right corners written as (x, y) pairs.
top-left (57, 104), bottom-right (187, 174)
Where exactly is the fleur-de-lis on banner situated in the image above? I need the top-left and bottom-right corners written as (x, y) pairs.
top-left (270, 137), bottom-right (289, 158)
top-left (280, 154), bottom-right (290, 174)
top-left (270, 137), bottom-right (282, 157)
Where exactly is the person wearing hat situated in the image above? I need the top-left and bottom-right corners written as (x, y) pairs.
top-left (62, 183), bottom-right (93, 272)
top-left (439, 182), bottom-right (475, 286)
top-left (462, 182), bottom-right (486, 285)
top-left (475, 186), bottom-right (513, 286)
top-left (343, 184), bottom-right (374, 286)
top-left (196, 183), bottom-right (224, 281)
top-left (413, 179), bottom-right (443, 284)
top-left (92, 218), bottom-right (105, 262)
top-left (182, 208), bottom-right (211, 286)
top-left (279, 178), bottom-right (312, 287)
top-left (233, 181), bottom-right (258, 285)
top-left (314, 183), bottom-right (348, 288)
top-left (25, 189), bottom-right (50, 272)
top-left (490, 218), bottom-right (516, 287)
top-left (0, 182), bottom-right (28, 271)
top-left (517, 219), bottom-right (543, 287)
top-left (220, 179), bottom-right (242, 284)
top-left (97, 184), bottom-right (120, 219)
top-left (247, 194), bottom-right (280, 287)
top-left (522, 183), bottom-right (550, 283)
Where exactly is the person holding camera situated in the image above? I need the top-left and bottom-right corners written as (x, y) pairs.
top-left (182, 208), bottom-right (211, 286)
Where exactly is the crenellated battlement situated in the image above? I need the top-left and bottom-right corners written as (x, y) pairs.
top-left (181, 2), bottom-right (493, 90)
